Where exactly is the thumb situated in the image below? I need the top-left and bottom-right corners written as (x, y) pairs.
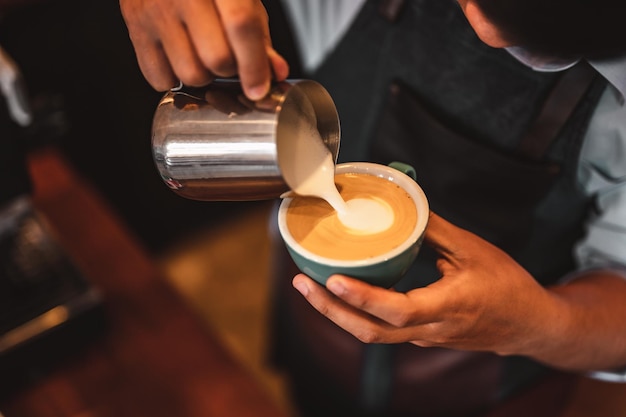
top-left (424, 211), bottom-right (476, 260)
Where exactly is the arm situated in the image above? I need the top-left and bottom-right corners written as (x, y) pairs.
top-left (292, 211), bottom-right (626, 372)
top-left (118, 0), bottom-right (289, 99)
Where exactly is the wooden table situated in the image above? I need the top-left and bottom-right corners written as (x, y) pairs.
top-left (0, 147), bottom-right (289, 417)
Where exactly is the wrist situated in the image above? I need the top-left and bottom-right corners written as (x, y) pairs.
top-left (519, 273), bottom-right (626, 371)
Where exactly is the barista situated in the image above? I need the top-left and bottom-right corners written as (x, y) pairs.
top-left (118, 0), bottom-right (626, 415)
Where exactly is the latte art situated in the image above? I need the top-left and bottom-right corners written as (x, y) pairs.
top-left (338, 197), bottom-right (394, 233)
top-left (285, 173), bottom-right (418, 260)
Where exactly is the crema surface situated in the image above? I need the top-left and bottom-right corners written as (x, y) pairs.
top-left (286, 173), bottom-right (418, 260)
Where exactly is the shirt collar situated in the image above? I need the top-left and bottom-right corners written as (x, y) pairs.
top-left (506, 46), bottom-right (626, 102)
top-left (589, 55), bottom-right (626, 102)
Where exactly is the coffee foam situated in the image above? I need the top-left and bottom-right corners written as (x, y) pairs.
top-left (338, 198), bottom-right (394, 233)
top-left (285, 173), bottom-right (418, 261)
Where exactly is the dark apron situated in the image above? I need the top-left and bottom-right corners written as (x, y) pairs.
top-left (267, 1), bottom-right (607, 416)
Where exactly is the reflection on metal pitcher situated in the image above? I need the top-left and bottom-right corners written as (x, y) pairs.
top-left (152, 79), bottom-right (340, 201)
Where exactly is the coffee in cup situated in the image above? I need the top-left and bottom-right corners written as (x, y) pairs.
top-left (278, 162), bottom-right (429, 288)
top-left (285, 172), bottom-right (418, 260)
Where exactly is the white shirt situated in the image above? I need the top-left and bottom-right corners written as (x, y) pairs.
top-left (280, 0), bottom-right (367, 72)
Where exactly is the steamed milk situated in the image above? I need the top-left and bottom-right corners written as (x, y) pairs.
top-left (278, 95), bottom-right (394, 233)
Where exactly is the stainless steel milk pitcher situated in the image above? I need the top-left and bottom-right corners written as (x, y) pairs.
top-left (152, 79), bottom-right (340, 201)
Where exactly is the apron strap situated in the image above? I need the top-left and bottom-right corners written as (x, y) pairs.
top-left (517, 61), bottom-right (598, 160)
top-left (358, 344), bottom-right (395, 412)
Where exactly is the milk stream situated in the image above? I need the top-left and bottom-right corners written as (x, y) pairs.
top-left (279, 104), bottom-right (393, 233)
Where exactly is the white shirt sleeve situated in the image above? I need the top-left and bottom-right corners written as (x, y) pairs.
top-left (575, 84), bottom-right (626, 271)
top-left (573, 83), bottom-right (626, 381)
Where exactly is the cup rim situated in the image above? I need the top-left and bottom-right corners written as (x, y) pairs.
top-left (278, 162), bottom-right (429, 267)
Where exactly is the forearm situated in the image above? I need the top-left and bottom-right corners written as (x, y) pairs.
top-left (523, 270), bottom-right (626, 371)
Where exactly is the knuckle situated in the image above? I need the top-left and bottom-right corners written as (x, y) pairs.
top-left (355, 328), bottom-right (383, 344)
top-left (313, 297), bottom-right (333, 318)
top-left (141, 1), bottom-right (165, 19)
top-left (388, 311), bottom-right (413, 328)
top-left (317, 303), bottom-right (330, 317)
top-left (413, 339), bottom-right (437, 348)
top-left (423, 323), bottom-right (452, 345)
top-left (176, 66), bottom-right (211, 87)
top-left (128, 1), bottom-right (160, 25)
top-left (200, 50), bottom-right (236, 77)
top-left (226, 9), bottom-right (263, 37)
top-left (122, 2), bottom-right (164, 35)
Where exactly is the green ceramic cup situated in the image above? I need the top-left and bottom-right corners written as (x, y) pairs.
top-left (278, 162), bottom-right (429, 288)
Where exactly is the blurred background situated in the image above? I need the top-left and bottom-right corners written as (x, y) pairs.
top-left (0, 0), bottom-right (303, 415)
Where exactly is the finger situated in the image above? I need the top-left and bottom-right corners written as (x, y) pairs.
top-left (325, 275), bottom-right (443, 327)
top-left (267, 46), bottom-right (290, 81)
top-left (292, 274), bottom-right (399, 344)
top-left (128, 32), bottom-right (179, 91)
top-left (120, 0), bottom-right (178, 91)
top-left (258, 3), bottom-right (289, 81)
top-left (423, 211), bottom-right (476, 259)
top-left (182, 0), bottom-right (237, 77)
top-left (216, 0), bottom-right (273, 100)
top-left (157, 18), bottom-right (213, 87)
